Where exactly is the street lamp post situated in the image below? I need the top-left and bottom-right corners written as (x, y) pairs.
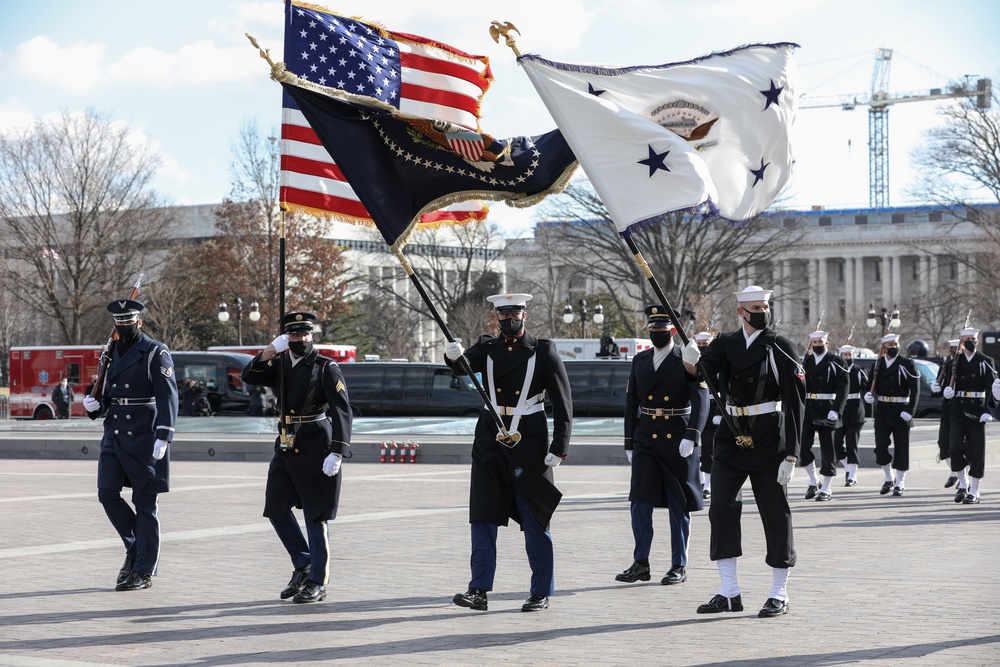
top-left (562, 299), bottom-right (604, 337)
top-left (865, 302), bottom-right (901, 336)
top-left (218, 296), bottom-right (261, 346)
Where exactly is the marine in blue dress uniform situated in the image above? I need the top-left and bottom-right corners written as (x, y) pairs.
top-left (945, 327), bottom-right (997, 504)
top-left (798, 331), bottom-right (848, 502)
top-left (832, 345), bottom-right (868, 487)
top-left (615, 307), bottom-right (708, 586)
top-left (84, 299), bottom-right (178, 591)
top-left (863, 333), bottom-right (920, 496)
top-left (683, 286), bottom-right (805, 618)
top-left (445, 293), bottom-right (573, 613)
top-left (241, 312), bottom-right (352, 603)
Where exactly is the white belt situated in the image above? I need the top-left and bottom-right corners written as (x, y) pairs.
top-left (877, 396), bottom-right (909, 403)
top-left (807, 393), bottom-right (836, 401)
top-left (490, 401), bottom-right (546, 417)
top-left (847, 393), bottom-right (861, 400)
top-left (726, 401), bottom-right (781, 417)
top-left (956, 391), bottom-right (986, 398)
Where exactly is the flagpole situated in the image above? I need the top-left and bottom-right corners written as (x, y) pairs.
top-left (391, 248), bottom-right (516, 442)
top-left (621, 231), bottom-right (739, 437)
top-left (278, 209), bottom-right (290, 449)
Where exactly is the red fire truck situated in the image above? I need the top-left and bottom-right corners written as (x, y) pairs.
top-left (208, 344), bottom-right (357, 364)
top-left (8, 345), bottom-right (102, 419)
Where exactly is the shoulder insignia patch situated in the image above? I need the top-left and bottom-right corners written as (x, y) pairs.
top-left (514, 467), bottom-right (523, 477)
top-left (161, 366), bottom-right (173, 378)
top-left (336, 380), bottom-right (346, 393)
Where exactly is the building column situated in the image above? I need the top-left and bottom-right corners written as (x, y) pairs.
top-left (928, 254), bottom-right (939, 294)
top-left (855, 256), bottom-right (866, 314)
top-left (891, 254), bottom-right (903, 305)
top-left (807, 259), bottom-right (818, 324)
top-left (817, 257), bottom-right (829, 322)
top-left (845, 257), bottom-right (856, 317)
top-left (881, 256), bottom-right (892, 306)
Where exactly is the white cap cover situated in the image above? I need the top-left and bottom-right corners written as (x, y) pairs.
top-left (733, 285), bottom-right (773, 303)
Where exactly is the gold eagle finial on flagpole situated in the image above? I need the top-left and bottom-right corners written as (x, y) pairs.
top-left (489, 21), bottom-right (521, 57)
top-left (246, 33), bottom-right (286, 80)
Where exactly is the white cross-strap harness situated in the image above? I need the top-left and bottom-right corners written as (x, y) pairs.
top-left (486, 353), bottom-right (545, 439)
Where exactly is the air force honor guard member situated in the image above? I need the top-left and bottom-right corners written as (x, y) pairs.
top-left (241, 312), bottom-right (352, 603)
top-left (445, 293), bottom-right (573, 613)
top-left (616, 307), bottom-right (709, 586)
top-left (799, 331), bottom-right (848, 502)
top-left (863, 334), bottom-right (920, 496)
top-left (682, 286), bottom-right (805, 618)
top-left (945, 327), bottom-right (997, 504)
top-left (83, 300), bottom-right (178, 591)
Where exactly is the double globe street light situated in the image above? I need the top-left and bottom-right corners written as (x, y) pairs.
top-left (562, 299), bottom-right (604, 338)
top-left (218, 296), bottom-right (260, 346)
top-left (866, 302), bottom-right (901, 334)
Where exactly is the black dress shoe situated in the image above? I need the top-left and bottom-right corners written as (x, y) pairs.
top-left (521, 594), bottom-right (549, 612)
top-left (115, 572), bottom-right (152, 591)
top-left (280, 567), bottom-right (310, 600)
top-left (117, 554), bottom-right (135, 587)
top-left (758, 597), bottom-right (789, 617)
top-left (292, 580), bottom-right (326, 603)
top-left (616, 561), bottom-right (651, 583)
top-left (453, 588), bottom-right (488, 611)
top-left (963, 494), bottom-right (980, 504)
top-left (815, 491), bottom-right (832, 502)
top-left (880, 480), bottom-right (894, 495)
top-left (892, 486), bottom-right (904, 497)
top-left (661, 565), bottom-right (686, 585)
top-left (696, 593), bottom-right (743, 613)
top-left (955, 488), bottom-right (968, 503)
top-left (804, 485), bottom-right (818, 500)
top-left (845, 477), bottom-right (858, 487)
top-left (945, 475), bottom-right (958, 488)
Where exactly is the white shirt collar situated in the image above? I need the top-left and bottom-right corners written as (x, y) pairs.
top-left (743, 327), bottom-right (762, 348)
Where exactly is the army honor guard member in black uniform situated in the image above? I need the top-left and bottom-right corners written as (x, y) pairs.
top-left (798, 331), bottom-right (848, 502)
top-left (931, 339), bottom-right (960, 489)
top-left (863, 333), bottom-right (920, 496)
top-left (695, 331), bottom-right (721, 500)
top-left (242, 312), bottom-right (352, 603)
top-left (833, 345), bottom-right (868, 487)
top-left (683, 286), bottom-right (805, 618)
top-left (945, 327), bottom-right (997, 504)
top-left (84, 300), bottom-right (178, 591)
top-left (445, 293), bottom-right (573, 613)
top-left (616, 307), bottom-right (708, 586)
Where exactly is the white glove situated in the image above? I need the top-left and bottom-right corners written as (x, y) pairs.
top-left (544, 452), bottom-right (562, 467)
top-left (322, 453), bottom-right (342, 476)
top-left (943, 386), bottom-right (955, 400)
top-left (777, 459), bottom-right (795, 485)
top-left (678, 438), bottom-right (695, 458)
top-left (681, 340), bottom-right (701, 365)
top-left (900, 411), bottom-right (912, 422)
top-left (981, 413), bottom-right (994, 423)
top-left (863, 392), bottom-right (875, 405)
top-left (993, 378), bottom-right (1000, 401)
top-left (626, 449), bottom-right (633, 464)
top-left (83, 396), bottom-right (101, 412)
top-left (152, 439), bottom-right (169, 460)
top-left (444, 339), bottom-right (465, 361)
top-left (270, 334), bottom-right (289, 353)
top-left (931, 382), bottom-right (941, 393)
top-left (712, 414), bottom-right (722, 426)
top-left (827, 410), bottom-right (839, 422)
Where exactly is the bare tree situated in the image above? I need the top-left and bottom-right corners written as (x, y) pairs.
top-left (0, 110), bottom-right (173, 344)
top-left (0, 262), bottom-right (32, 384)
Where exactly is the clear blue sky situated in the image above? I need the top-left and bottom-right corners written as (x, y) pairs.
top-left (1, 0), bottom-right (998, 235)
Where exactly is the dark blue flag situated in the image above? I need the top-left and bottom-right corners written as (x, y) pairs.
top-left (281, 81), bottom-right (578, 250)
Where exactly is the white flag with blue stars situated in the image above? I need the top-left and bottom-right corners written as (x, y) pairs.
top-left (519, 43), bottom-right (798, 231)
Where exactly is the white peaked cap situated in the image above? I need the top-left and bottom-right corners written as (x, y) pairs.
top-left (838, 345), bottom-right (856, 354)
top-left (694, 331), bottom-right (714, 342)
top-left (808, 331), bottom-right (829, 340)
top-left (486, 293), bottom-right (532, 308)
top-left (881, 333), bottom-right (900, 344)
top-left (733, 285), bottom-right (773, 303)
top-left (960, 328), bottom-right (979, 337)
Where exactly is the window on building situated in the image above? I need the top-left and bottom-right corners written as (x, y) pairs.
top-left (783, 217), bottom-right (797, 228)
top-left (928, 211), bottom-right (942, 222)
top-left (891, 213), bottom-right (905, 224)
top-left (838, 299), bottom-right (846, 320)
top-left (950, 261), bottom-right (959, 280)
top-left (803, 300), bottom-right (810, 323)
top-left (912, 262), bottom-right (919, 280)
top-left (875, 262), bottom-right (882, 282)
top-left (819, 216), bottom-right (832, 227)
top-left (855, 215), bottom-right (868, 225)
top-left (838, 261), bottom-right (845, 283)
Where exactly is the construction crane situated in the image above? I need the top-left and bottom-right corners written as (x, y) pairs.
top-left (799, 47), bottom-right (992, 208)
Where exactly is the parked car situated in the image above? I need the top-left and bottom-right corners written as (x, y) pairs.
top-left (338, 362), bottom-right (485, 417)
top-left (172, 351), bottom-right (255, 415)
top-left (852, 356), bottom-right (943, 418)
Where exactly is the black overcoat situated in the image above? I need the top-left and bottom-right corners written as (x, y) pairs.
top-left (840, 362), bottom-right (868, 426)
top-left (803, 352), bottom-right (848, 427)
top-left (950, 351), bottom-right (998, 422)
top-left (871, 355), bottom-right (920, 429)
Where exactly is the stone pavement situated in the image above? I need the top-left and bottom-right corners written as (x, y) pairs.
top-left (1, 456), bottom-right (999, 667)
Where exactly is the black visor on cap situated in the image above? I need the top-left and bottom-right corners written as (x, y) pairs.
top-left (495, 306), bottom-right (525, 316)
top-left (646, 318), bottom-right (672, 329)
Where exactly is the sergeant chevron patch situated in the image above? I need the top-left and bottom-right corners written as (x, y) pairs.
top-left (336, 380), bottom-right (346, 393)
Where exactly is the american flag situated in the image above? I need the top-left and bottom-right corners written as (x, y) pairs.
top-left (281, 0), bottom-right (492, 225)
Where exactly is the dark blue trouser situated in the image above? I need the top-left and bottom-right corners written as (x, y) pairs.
top-left (270, 498), bottom-right (330, 585)
top-left (631, 494), bottom-right (691, 567)
top-left (470, 487), bottom-right (554, 597)
top-left (99, 487), bottom-right (159, 576)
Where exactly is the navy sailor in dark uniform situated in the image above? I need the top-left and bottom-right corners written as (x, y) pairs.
top-left (798, 330), bottom-right (848, 502)
top-left (945, 327), bottom-right (997, 504)
top-left (616, 307), bottom-right (708, 586)
top-left (682, 286), bottom-right (805, 618)
top-left (931, 339), bottom-right (960, 489)
top-left (241, 312), bottom-right (352, 603)
top-left (863, 333), bottom-right (920, 496)
top-left (833, 345), bottom-right (868, 487)
top-left (83, 299), bottom-right (178, 591)
top-left (445, 293), bottom-right (572, 613)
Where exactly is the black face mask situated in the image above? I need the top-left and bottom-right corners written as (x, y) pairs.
top-left (498, 318), bottom-right (524, 338)
top-left (115, 323), bottom-right (139, 341)
top-left (963, 340), bottom-right (976, 353)
top-left (649, 330), bottom-right (672, 349)
top-left (812, 345), bottom-right (826, 355)
top-left (289, 340), bottom-right (313, 357)
top-left (743, 310), bottom-right (771, 331)
top-left (842, 357), bottom-right (854, 367)
top-left (884, 347), bottom-right (899, 359)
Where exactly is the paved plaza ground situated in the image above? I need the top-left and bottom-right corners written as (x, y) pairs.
top-left (1, 451), bottom-right (999, 666)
